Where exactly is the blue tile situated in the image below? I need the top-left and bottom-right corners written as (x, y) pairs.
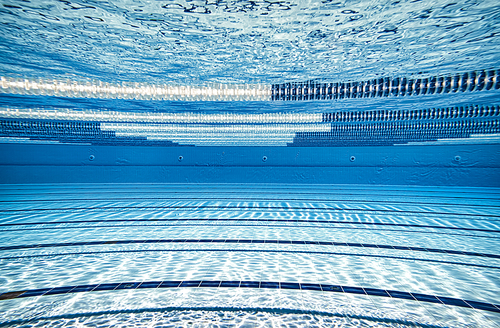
top-left (137, 281), bottom-right (161, 289)
top-left (180, 281), bottom-right (201, 288)
top-left (387, 290), bottom-right (415, 300)
top-left (466, 300), bottom-right (500, 313)
top-left (361, 244), bottom-right (378, 248)
top-left (280, 282), bottom-right (300, 290)
top-left (409, 247), bottom-right (427, 251)
top-left (116, 282), bottom-right (141, 290)
top-left (392, 246), bottom-right (410, 250)
top-left (72, 285), bottom-right (98, 293)
top-left (44, 286), bottom-right (75, 295)
top-left (260, 282), bottom-right (280, 289)
top-left (198, 239), bottom-right (212, 243)
top-left (300, 283), bottom-right (322, 291)
top-left (411, 293), bottom-right (442, 304)
top-left (252, 240), bottom-right (265, 243)
top-left (159, 281), bottom-right (181, 288)
top-left (265, 240), bottom-right (278, 244)
top-left (200, 281), bottom-right (221, 288)
top-left (438, 296), bottom-right (472, 308)
top-left (364, 288), bottom-right (390, 297)
top-left (320, 284), bottom-right (342, 292)
top-left (240, 281), bottom-right (260, 288)
top-left (238, 240), bottom-right (252, 243)
top-left (93, 283), bottom-right (120, 291)
top-left (342, 286), bottom-right (366, 295)
top-left (220, 281), bottom-right (240, 288)
top-left (291, 241), bottom-right (305, 245)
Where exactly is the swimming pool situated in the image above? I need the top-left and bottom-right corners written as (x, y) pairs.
top-left (0, 0), bottom-right (499, 327)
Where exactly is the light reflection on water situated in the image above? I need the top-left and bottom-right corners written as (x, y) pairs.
top-left (1, 0), bottom-right (499, 85)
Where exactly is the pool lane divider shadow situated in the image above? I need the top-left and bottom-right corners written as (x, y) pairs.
top-left (0, 280), bottom-right (499, 314)
top-left (1, 238), bottom-right (499, 259)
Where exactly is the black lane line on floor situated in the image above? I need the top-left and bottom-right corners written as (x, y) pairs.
top-left (2, 196), bottom-right (498, 209)
top-left (3, 223), bottom-right (497, 240)
top-left (0, 280), bottom-right (498, 314)
top-left (2, 248), bottom-right (499, 270)
top-left (1, 204), bottom-right (498, 219)
top-left (2, 184), bottom-right (499, 196)
top-left (1, 218), bottom-right (499, 234)
top-left (0, 239), bottom-right (498, 259)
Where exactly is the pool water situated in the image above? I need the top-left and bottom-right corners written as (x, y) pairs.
top-left (0, 0), bottom-right (500, 327)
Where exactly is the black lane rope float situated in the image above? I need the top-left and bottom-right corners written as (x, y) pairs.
top-left (272, 69), bottom-right (500, 101)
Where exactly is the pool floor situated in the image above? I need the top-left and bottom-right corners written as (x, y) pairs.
top-left (0, 183), bottom-right (499, 327)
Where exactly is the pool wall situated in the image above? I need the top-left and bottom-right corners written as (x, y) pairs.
top-left (1, 143), bottom-right (498, 186)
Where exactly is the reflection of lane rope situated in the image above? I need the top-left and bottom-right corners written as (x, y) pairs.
top-left (1, 105), bottom-right (499, 147)
top-left (272, 69), bottom-right (500, 101)
top-left (2, 248), bottom-right (498, 270)
top-left (1, 280), bottom-right (499, 314)
top-left (1, 238), bottom-right (499, 259)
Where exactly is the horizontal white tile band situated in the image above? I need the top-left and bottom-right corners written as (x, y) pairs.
top-left (399, 134), bottom-right (500, 146)
top-left (102, 123), bottom-right (330, 134)
top-left (0, 108), bottom-right (323, 124)
top-left (150, 138), bottom-right (292, 146)
top-left (0, 77), bottom-right (271, 101)
top-left (132, 133), bottom-right (296, 138)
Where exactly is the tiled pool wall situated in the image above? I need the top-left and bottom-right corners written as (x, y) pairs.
top-left (0, 184), bottom-right (499, 327)
top-left (1, 143), bottom-right (499, 186)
